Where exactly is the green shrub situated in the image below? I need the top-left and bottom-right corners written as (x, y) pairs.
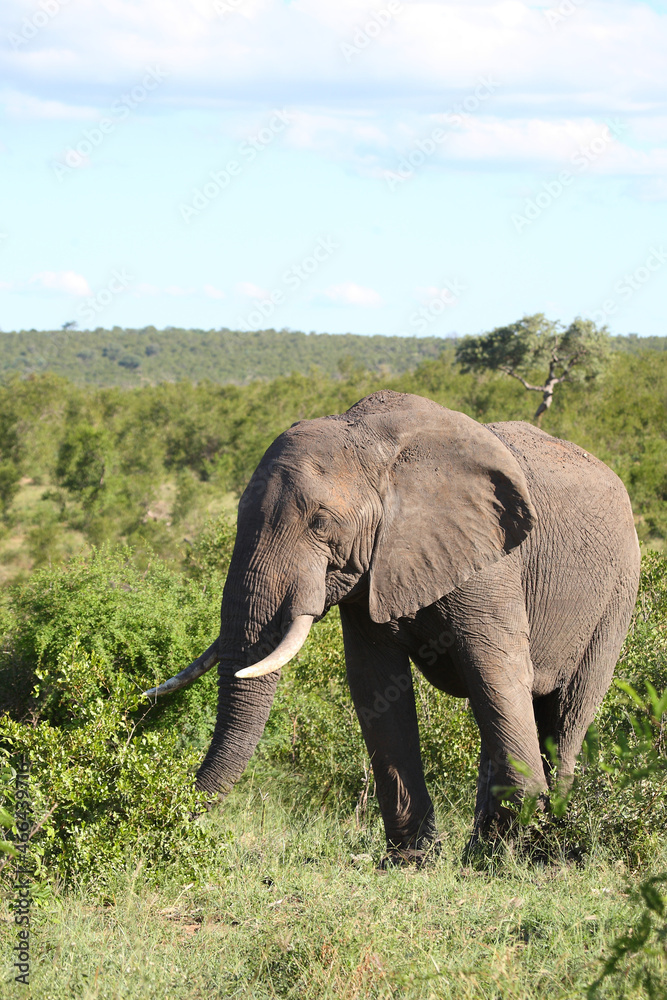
top-left (182, 512), bottom-right (236, 586)
top-left (0, 459), bottom-right (20, 519)
top-left (0, 686), bottom-right (221, 885)
top-left (0, 546), bottom-right (227, 884)
top-left (4, 544), bottom-right (220, 735)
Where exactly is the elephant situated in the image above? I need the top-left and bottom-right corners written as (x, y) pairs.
top-left (145, 390), bottom-right (641, 862)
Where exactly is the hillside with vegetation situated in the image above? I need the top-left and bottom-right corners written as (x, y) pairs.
top-left (1, 325), bottom-right (664, 387)
top-left (0, 327), bottom-right (455, 386)
top-left (0, 337), bottom-right (666, 997)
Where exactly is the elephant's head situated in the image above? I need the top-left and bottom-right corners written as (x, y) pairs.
top-left (145, 391), bottom-right (534, 798)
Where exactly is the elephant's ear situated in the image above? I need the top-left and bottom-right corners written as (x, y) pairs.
top-left (364, 398), bottom-right (535, 623)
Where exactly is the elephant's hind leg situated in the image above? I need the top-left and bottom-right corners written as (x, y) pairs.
top-left (446, 557), bottom-right (548, 836)
top-left (551, 575), bottom-right (639, 784)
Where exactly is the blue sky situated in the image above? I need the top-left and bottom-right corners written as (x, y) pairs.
top-left (1, 0), bottom-right (666, 337)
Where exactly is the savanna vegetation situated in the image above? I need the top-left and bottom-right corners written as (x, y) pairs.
top-left (0, 326), bottom-right (666, 997)
top-left (0, 327), bottom-right (454, 386)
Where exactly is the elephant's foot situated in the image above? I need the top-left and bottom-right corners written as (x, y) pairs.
top-left (462, 820), bottom-right (507, 869)
top-left (463, 792), bottom-right (560, 869)
top-left (379, 838), bottom-right (442, 870)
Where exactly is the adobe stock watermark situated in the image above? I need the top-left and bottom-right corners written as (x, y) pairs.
top-left (384, 77), bottom-right (500, 191)
top-left (512, 119), bottom-right (626, 233)
top-left (13, 755), bottom-right (32, 987)
top-left (403, 279), bottom-right (465, 335)
top-left (358, 672), bottom-right (413, 726)
top-left (8, 0), bottom-right (71, 50)
top-left (586, 246), bottom-right (667, 325)
top-left (77, 269), bottom-right (133, 324)
top-left (52, 67), bottom-right (168, 180)
top-left (237, 235), bottom-right (339, 330)
top-left (180, 109), bottom-right (293, 224)
top-left (543, 0), bottom-right (586, 30)
top-left (358, 627), bottom-right (458, 726)
top-left (214, 0), bottom-right (246, 14)
top-left (340, 1), bottom-right (403, 64)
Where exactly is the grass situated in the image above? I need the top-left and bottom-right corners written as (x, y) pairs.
top-left (2, 776), bottom-right (664, 999)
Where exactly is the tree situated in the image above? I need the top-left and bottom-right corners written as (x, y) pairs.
top-left (455, 314), bottom-right (612, 423)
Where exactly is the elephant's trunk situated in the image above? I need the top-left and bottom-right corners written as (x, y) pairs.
top-left (189, 488), bottom-right (325, 798)
top-left (195, 665), bottom-right (281, 795)
top-left (194, 615), bottom-right (314, 793)
top-left (193, 544), bottom-right (314, 796)
top-left (193, 616), bottom-right (314, 794)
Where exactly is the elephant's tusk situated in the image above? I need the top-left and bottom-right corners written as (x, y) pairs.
top-left (235, 616), bottom-right (314, 679)
top-left (142, 640), bottom-right (220, 698)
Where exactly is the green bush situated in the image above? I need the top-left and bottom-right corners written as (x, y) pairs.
top-left (4, 544), bottom-right (220, 733)
top-left (0, 691), bottom-right (220, 885)
top-left (182, 512), bottom-right (236, 586)
top-left (0, 546), bottom-right (227, 885)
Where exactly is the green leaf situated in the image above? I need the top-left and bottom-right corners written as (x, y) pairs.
top-left (614, 679), bottom-right (645, 708)
top-left (507, 756), bottom-right (534, 779)
top-left (0, 805), bottom-right (14, 829)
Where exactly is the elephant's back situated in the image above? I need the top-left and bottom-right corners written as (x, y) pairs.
top-left (485, 421), bottom-right (640, 684)
top-left (485, 422), bottom-right (636, 533)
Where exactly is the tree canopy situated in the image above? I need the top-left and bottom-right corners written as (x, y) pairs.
top-left (455, 314), bottom-right (612, 422)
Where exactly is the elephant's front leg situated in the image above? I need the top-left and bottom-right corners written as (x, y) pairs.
top-left (340, 602), bottom-right (437, 861)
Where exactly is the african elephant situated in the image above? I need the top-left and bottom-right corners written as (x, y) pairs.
top-left (146, 390), bottom-right (640, 861)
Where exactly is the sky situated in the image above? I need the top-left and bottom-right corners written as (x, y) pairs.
top-left (1, 0), bottom-right (666, 338)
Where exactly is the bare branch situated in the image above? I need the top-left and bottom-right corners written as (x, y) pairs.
top-left (500, 367), bottom-right (546, 393)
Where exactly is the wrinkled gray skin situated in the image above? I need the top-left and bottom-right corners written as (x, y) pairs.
top-left (194, 391), bottom-right (640, 855)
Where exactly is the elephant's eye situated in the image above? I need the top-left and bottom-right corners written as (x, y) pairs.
top-left (311, 514), bottom-right (329, 537)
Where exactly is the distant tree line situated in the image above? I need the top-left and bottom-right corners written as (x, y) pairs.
top-left (0, 324), bottom-right (663, 388)
top-left (0, 327), bottom-right (456, 386)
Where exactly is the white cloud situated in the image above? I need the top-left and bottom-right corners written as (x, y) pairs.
top-left (237, 281), bottom-right (270, 299)
top-left (3, 1), bottom-right (666, 115)
top-left (203, 284), bottom-right (225, 299)
top-left (291, 110), bottom-right (667, 179)
top-left (1, 91), bottom-right (98, 120)
top-left (2, 0), bottom-right (666, 183)
top-left (322, 282), bottom-right (382, 307)
top-left (29, 271), bottom-right (92, 296)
